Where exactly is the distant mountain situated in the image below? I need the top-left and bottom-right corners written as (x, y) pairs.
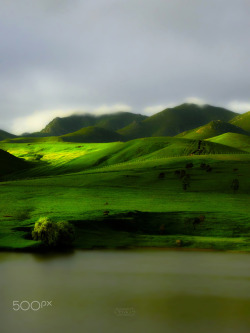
top-left (229, 111), bottom-right (250, 132)
top-left (21, 132), bottom-right (49, 138)
top-left (40, 112), bottom-right (147, 136)
top-left (176, 120), bottom-right (248, 140)
top-left (0, 129), bottom-right (16, 141)
top-left (118, 104), bottom-right (238, 140)
top-left (59, 126), bottom-right (123, 143)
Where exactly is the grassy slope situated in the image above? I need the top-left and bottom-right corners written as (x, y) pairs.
top-left (0, 137), bottom-right (245, 179)
top-left (0, 137), bottom-right (249, 251)
top-left (0, 154), bottom-right (249, 251)
top-left (207, 133), bottom-right (250, 153)
top-left (176, 120), bottom-right (248, 140)
top-left (60, 126), bottom-right (123, 143)
top-left (230, 111), bottom-right (250, 132)
top-left (2, 126), bottom-right (123, 144)
top-left (0, 149), bottom-right (29, 176)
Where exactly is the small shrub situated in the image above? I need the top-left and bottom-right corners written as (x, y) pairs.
top-left (32, 217), bottom-right (75, 248)
top-left (231, 179), bottom-right (239, 193)
top-left (185, 163), bottom-right (193, 169)
top-left (158, 172), bottom-right (165, 179)
top-left (182, 175), bottom-right (190, 191)
top-left (206, 165), bottom-right (212, 172)
top-left (176, 239), bottom-right (182, 247)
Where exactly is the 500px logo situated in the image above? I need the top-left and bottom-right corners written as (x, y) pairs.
top-left (13, 300), bottom-right (53, 311)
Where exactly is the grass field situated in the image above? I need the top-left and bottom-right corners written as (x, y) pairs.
top-left (0, 137), bottom-right (249, 251)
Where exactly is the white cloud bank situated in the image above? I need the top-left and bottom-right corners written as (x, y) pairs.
top-left (11, 104), bottom-right (133, 134)
top-left (227, 101), bottom-right (250, 113)
top-left (184, 97), bottom-right (206, 106)
top-left (143, 105), bottom-right (169, 115)
top-left (143, 97), bottom-right (206, 115)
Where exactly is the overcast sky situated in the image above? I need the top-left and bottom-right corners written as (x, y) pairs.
top-left (0, 0), bottom-right (250, 134)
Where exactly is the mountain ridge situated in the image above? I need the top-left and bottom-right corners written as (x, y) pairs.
top-left (117, 103), bottom-right (238, 140)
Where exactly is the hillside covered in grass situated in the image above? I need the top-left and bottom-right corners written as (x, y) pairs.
top-left (229, 111), bottom-right (250, 133)
top-left (207, 133), bottom-right (250, 152)
top-left (176, 120), bottom-right (248, 140)
top-left (60, 126), bottom-right (123, 143)
top-left (0, 149), bottom-right (29, 176)
top-left (0, 144), bottom-right (249, 251)
top-left (0, 137), bottom-right (246, 179)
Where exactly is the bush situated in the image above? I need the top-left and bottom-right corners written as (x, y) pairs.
top-left (32, 217), bottom-right (75, 248)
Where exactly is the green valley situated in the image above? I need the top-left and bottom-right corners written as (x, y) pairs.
top-left (0, 104), bottom-right (249, 252)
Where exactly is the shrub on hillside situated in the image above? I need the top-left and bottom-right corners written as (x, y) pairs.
top-left (32, 217), bottom-right (75, 248)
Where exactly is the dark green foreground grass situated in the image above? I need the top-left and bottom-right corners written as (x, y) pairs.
top-left (0, 138), bottom-right (249, 252)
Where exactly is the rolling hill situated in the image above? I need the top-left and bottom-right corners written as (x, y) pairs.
top-left (0, 149), bottom-right (29, 176)
top-left (0, 136), bottom-right (246, 179)
top-left (39, 112), bottom-right (147, 136)
top-left (175, 120), bottom-right (248, 140)
top-left (229, 111), bottom-right (250, 132)
top-left (118, 104), bottom-right (238, 140)
top-left (60, 126), bottom-right (123, 143)
top-left (3, 127), bottom-right (123, 144)
top-left (207, 132), bottom-right (250, 152)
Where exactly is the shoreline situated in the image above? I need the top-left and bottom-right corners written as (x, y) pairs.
top-left (1, 244), bottom-right (249, 255)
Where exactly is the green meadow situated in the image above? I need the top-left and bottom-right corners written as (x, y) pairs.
top-left (0, 136), bottom-right (249, 251)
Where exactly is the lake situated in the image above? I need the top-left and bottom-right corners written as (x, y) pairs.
top-left (1, 249), bottom-right (250, 333)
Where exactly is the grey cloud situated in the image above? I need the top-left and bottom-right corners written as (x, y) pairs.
top-left (0, 0), bottom-right (250, 132)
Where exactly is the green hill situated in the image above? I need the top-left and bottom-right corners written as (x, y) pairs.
top-left (207, 132), bottom-right (250, 152)
top-left (176, 120), bottom-right (248, 140)
top-left (0, 129), bottom-right (16, 141)
top-left (60, 126), bottom-right (123, 143)
top-left (0, 137), bottom-right (245, 179)
top-left (40, 112), bottom-right (147, 136)
top-left (3, 127), bottom-right (123, 144)
top-left (0, 149), bottom-right (29, 176)
top-left (229, 111), bottom-right (250, 132)
top-left (118, 104), bottom-right (238, 140)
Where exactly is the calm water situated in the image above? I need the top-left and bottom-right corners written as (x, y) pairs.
top-left (1, 249), bottom-right (250, 333)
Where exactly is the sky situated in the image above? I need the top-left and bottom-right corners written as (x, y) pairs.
top-left (0, 0), bottom-right (250, 134)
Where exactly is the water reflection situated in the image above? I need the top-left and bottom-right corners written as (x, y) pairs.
top-left (1, 249), bottom-right (250, 333)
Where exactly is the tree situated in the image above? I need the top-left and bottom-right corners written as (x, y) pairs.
top-left (56, 221), bottom-right (75, 246)
top-left (182, 175), bottom-right (190, 191)
top-left (231, 179), bottom-right (239, 194)
top-left (32, 217), bottom-right (75, 248)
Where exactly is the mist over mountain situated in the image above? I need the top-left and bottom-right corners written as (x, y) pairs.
top-left (2, 103), bottom-right (248, 144)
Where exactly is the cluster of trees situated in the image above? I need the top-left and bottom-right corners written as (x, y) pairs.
top-left (174, 169), bottom-right (191, 191)
top-left (160, 161), bottom-right (240, 193)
